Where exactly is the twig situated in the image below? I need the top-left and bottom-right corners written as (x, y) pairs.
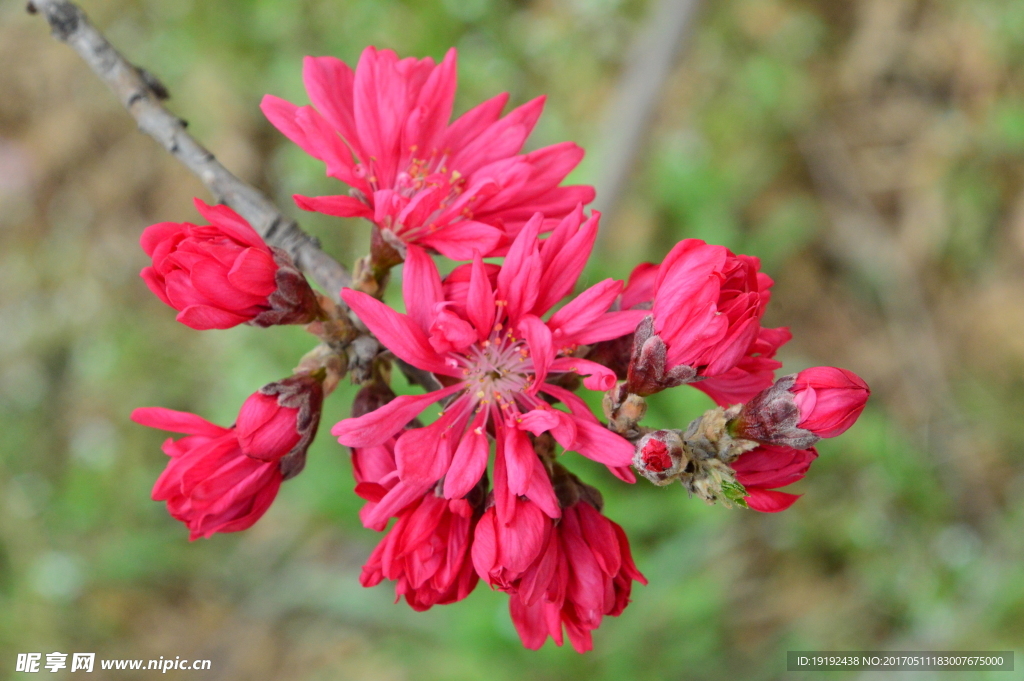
top-left (27, 0), bottom-right (351, 300)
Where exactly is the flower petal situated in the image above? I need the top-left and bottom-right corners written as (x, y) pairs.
top-left (466, 253), bottom-right (496, 340)
top-left (443, 411), bottom-right (489, 499)
top-left (293, 194), bottom-right (373, 218)
top-left (227, 248), bottom-right (278, 297)
top-left (549, 357), bottom-right (616, 391)
top-left (402, 245), bottom-right (444, 333)
top-left (744, 488), bottom-right (801, 513)
top-left (341, 289), bottom-right (458, 376)
top-left (547, 279), bottom-right (623, 343)
top-left (332, 384), bottom-right (461, 447)
top-left (394, 407), bottom-right (463, 482)
top-left (192, 199), bottom-right (267, 251)
top-left (420, 221), bottom-right (504, 260)
top-left (131, 407), bottom-right (229, 437)
top-left (518, 315), bottom-right (552, 393)
top-left (176, 305), bottom-right (251, 330)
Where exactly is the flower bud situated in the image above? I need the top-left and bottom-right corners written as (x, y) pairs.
top-left (625, 316), bottom-right (696, 396)
top-left (238, 372), bottom-right (325, 479)
top-left (791, 367), bottom-right (870, 438)
top-left (632, 430), bottom-right (686, 485)
top-left (361, 489), bottom-right (480, 611)
top-left (140, 198), bottom-right (320, 330)
top-left (132, 407), bottom-right (284, 540)
top-left (619, 240), bottom-right (777, 398)
top-left (733, 368), bottom-right (869, 448)
top-left (640, 439), bottom-right (672, 471)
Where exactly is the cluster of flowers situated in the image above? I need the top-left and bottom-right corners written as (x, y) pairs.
top-left (132, 47), bottom-right (870, 651)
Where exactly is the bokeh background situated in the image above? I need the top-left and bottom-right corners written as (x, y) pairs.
top-left (2, 0), bottom-right (1023, 678)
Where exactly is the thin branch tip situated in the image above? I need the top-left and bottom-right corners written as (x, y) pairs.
top-left (27, 0), bottom-right (351, 299)
top-left (43, 1), bottom-right (81, 40)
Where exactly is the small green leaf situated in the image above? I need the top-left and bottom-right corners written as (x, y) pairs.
top-left (721, 480), bottom-right (749, 509)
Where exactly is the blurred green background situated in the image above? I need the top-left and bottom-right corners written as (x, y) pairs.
top-left (2, 0), bottom-right (1024, 678)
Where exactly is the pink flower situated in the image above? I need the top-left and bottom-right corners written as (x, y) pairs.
top-left (792, 367), bottom-right (870, 438)
top-left (361, 488), bottom-right (481, 611)
top-left (261, 47), bottom-right (594, 261)
top-left (733, 367), bottom-right (870, 448)
top-left (332, 210), bottom-right (646, 528)
top-left (140, 198), bottom-right (319, 330)
top-left (623, 240), bottom-right (782, 400)
top-left (731, 444), bottom-right (818, 513)
top-left (131, 407), bottom-right (284, 540)
top-left (348, 386), bottom-right (483, 610)
top-left (474, 492), bottom-right (646, 652)
top-left (132, 376), bottom-right (323, 539)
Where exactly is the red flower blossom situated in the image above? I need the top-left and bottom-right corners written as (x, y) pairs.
top-left (731, 444), bottom-right (818, 513)
top-left (623, 239), bottom-right (781, 399)
top-left (261, 47), bottom-right (594, 260)
top-left (132, 377), bottom-right (322, 539)
top-left (333, 209), bottom-right (646, 528)
top-left (610, 243), bottom-right (786, 404)
top-left (361, 487), bottom-right (480, 611)
top-left (473, 492), bottom-right (646, 652)
top-left (140, 199), bottom-right (319, 330)
top-left (132, 407), bottom-right (283, 540)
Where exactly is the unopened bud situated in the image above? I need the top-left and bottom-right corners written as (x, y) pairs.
top-left (626, 316), bottom-right (696, 396)
top-left (633, 430), bottom-right (687, 485)
top-left (790, 367), bottom-right (870, 438)
top-left (641, 439), bottom-right (672, 472)
top-left (239, 372), bottom-right (325, 479)
top-left (732, 368), bottom-right (869, 449)
top-left (139, 201), bottom-right (321, 330)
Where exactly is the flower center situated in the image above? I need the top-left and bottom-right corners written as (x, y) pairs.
top-left (458, 330), bottom-right (534, 411)
top-left (358, 150), bottom-right (471, 238)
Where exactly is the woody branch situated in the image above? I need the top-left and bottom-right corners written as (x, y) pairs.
top-left (25, 0), bottom-right (444, 389)
top-left (26, 0), bottom-right (349, 297)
